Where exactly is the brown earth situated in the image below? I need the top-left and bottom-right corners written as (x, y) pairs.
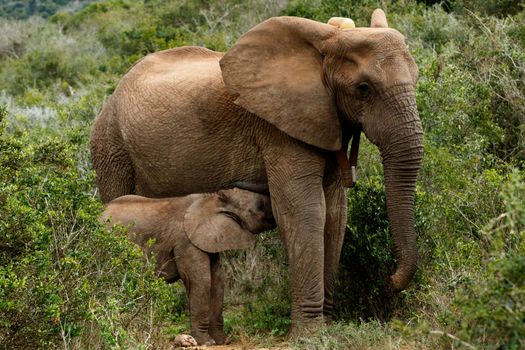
top-left (172, 342), bottom-right (290, 350)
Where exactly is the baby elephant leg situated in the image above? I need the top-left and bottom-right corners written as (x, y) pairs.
top-left (209, 253), bottom-right (228, 344)
top-left (177, 249), bottom-right (215, 346)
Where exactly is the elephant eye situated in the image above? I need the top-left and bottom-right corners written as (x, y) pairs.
top-left (356, 82), bottom-right (371, 100)
top-left (221, 210), bottom-right (242, 224)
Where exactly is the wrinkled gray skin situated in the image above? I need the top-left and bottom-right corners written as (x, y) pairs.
top-left (101, 188), bottom-right (275, 345)
top-left (91, 10), bottom-right (423, 334)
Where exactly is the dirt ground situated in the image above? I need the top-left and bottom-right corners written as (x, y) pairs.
top-left (173, 342), bottom-right (290, 350)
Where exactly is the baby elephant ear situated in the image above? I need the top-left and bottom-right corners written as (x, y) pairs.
top-left (183, 199), bottom-right (257, 253)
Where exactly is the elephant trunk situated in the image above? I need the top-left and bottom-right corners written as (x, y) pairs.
top-left (378, 88), bottom-right (424, 292)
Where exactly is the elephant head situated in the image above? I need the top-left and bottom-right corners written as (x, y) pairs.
top-left (220, 9), bottom-right (423, 291)
top-left (183, 188), bottom-right (275, 253)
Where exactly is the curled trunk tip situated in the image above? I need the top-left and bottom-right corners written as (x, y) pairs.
top-left (389, 258), bottom-right (418, 292)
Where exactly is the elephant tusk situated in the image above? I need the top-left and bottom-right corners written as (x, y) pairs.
top-left (336, 128), bottom-right (361, 188)
top-left (327, 17), bottom-right (355, 30)
top-left (348, 128), bottom-right (361, 186)
top-left (340, 19), bottom-right (356, 31)
top-left (336, 148), bottom-right (352, 187)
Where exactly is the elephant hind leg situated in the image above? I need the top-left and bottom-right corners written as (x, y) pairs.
top-left (90, 103), bottom-right (135, 203)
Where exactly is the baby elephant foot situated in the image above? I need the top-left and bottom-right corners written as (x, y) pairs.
top-left (209, 328), bottom-right (229, 345)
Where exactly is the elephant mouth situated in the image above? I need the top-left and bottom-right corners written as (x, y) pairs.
top-left (265, 217), bottom-right (276, 228)
top-left (253, 216), bottom-right (276, 234)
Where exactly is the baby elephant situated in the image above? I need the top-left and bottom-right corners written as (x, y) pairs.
top-left (101, 188), bottom-right (275, 345)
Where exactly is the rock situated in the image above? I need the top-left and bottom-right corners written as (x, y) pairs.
top-left (173, 334), bottom-right (198, 348)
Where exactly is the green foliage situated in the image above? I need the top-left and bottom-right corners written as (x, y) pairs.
top-left (0, 21), bottom-right (105, 97)
top-left (446, 171), bottom-right (525, 349)
top-left (449, 0), bottom-right (525, 17)
top-left (1, 0), bottom-right (525, 348)
top-left (412, 7), bottom-right (525, 162)
top-left (335, 176), bottom-right (396, 320)
top-left (0, 103), bottom-right (179, 349)
top-left (283, 0), bottom-right (423, 25)
top-left (0, 0), bottom-right (95, 19)
top-left (335, 168), bottom-right (431, 322)
top-left (418, 0), bottom-right (525, 17)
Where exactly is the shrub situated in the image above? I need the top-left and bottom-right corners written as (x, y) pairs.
top-left (0, 105), bottom-right (180, 349)
top-left (450, 0), bottom-right (525, 17)
top-left (283, 0), bottom-right (423, 25)
top-left (335, 176), bottom-right (396, 320)
top-left (446, 171), bottom-right (525, 349)
top-left (1, 1), bottom-right (525, 348)
top-left (0, 17), bottom-right (46, 60)
top-left (0, 0), bottom-right (95, 20)
top-left (0, 23), bottom-right (106, 97)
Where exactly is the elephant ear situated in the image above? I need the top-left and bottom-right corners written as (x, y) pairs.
top-left (220, 17), bottom-right (341, 151)
top-left (183, 197), bottom-right (256, 253)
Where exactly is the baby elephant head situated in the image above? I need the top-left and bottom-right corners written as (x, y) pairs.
top-left (183, 188), bottom-right (275, 253)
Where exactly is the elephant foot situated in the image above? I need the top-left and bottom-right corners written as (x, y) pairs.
top-left (191, 332), bottom-right (215, 346)
top-left (209, 328), bottom-right (229, 345)
top-left (287, 316), bottom-right (326, 340)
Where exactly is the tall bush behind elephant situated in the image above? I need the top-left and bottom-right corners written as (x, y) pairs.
top-left (90, 9), bottom-right (423, 333)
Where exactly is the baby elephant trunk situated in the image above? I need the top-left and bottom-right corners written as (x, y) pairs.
top-left (257, 194), bottom-right (276, 232)
top-left (264, 197), bottom-right (276, 227)
top-left (225, 182), bottom-right (275, 231)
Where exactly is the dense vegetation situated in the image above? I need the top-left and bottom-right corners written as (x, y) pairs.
top-left (0, 0), bottom-right (94, 19)
top-left (0, 0), bottom-right (524, 349)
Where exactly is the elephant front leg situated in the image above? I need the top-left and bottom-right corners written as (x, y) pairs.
top-left (322, 172), bottom-right (347, 322)
top-left (264, 146), bottom-right (327, 335)
top-left (209, 253), bottom-right (228, 345)
top-left (176, 251), bottom-right (215, 346)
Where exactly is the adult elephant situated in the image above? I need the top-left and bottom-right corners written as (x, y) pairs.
top-left (91, 9), bottom-right (423, 334)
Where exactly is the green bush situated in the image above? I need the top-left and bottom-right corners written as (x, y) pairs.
top-left (0, 23), bottom-right (105, 97)
top-left (1, 1), bottom-right (525, 348)
top-left (0, 105), bottom-right (180, 349)
top-left (283, 0), bottom-right (423, 25)
top-left (0, 18), bottom-right (46, 60)
top-left (0, 0), bottom-right (92, 19)
top-left (335, 176), bottom-right (395, 320)
top-left (412, 6), bottom-right (525, 162)
top-left (450, 0), bottom-right (525, 17)
top-left (447, 171), bottom-right (525, 349)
